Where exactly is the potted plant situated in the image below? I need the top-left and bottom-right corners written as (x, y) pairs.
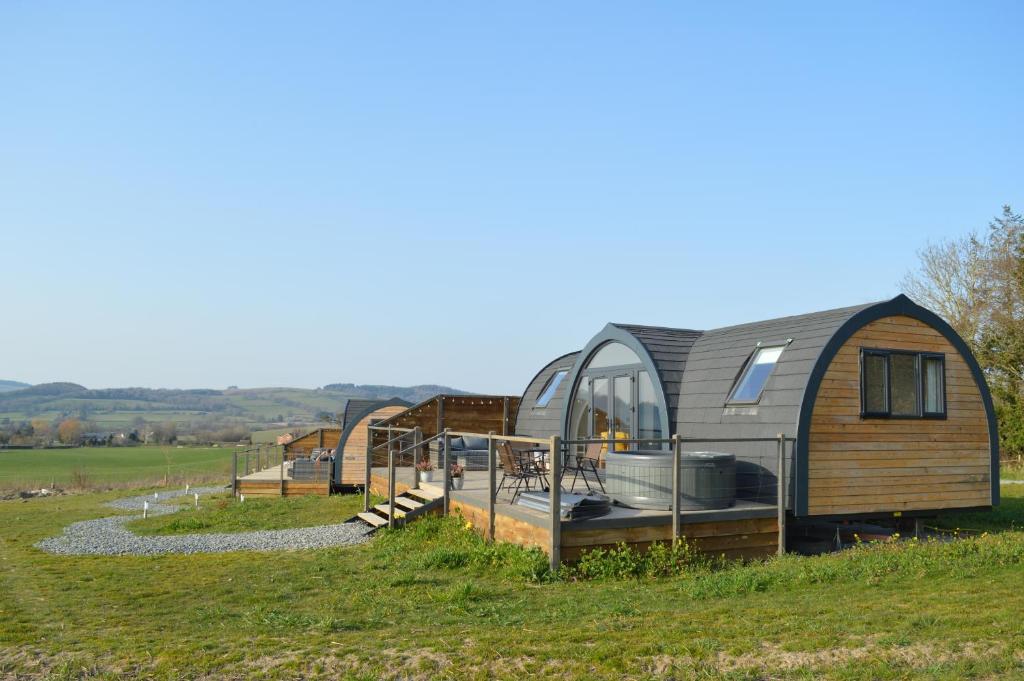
top-left (416, 457), bottom-right (435, 483)
top-left (449, 462), bottom-right (465, 490)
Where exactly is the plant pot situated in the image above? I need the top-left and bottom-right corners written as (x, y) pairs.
top-left (419, 470), bottom-right (434, 483)
top-left (450, 476), bottom-right (464, 490)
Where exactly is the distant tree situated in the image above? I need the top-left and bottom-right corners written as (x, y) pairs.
top-left (152, 421), bottom-right (178, 445)
top-left (903, 205), bottom-right (1024, 456)
top-left (30, 418), bottom-right (52, 445)
top-left (57, 418), bottom-right (83, 445)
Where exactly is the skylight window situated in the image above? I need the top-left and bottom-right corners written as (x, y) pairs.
top-left (728, 346), bottom-right (785, 403)
top-left (536, 370), bottom-right (568, 407)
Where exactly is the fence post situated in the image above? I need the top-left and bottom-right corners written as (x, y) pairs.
top-left (363, 429), bottom-right (373, 513)
top-left (487, 432), bottom-right (496, 541)
top-left (549, 435), bottom-right (562, 572)
top-left (672, 433), bottom-right (681, 542)
top-left (412, 427), bottom-right (422, 490)
top-left (442, 429), bottom-right (451, 517)
top-left (388, 447), bottom-right (397, 530)
top-left (777, 433), bottom-right (786, 556)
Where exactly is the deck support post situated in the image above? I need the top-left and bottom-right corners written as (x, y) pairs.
top-left (363, 429), bottom-right (373, 513)
top-left (232, 451), bottom-right (238, 497)
top-left (549, 436), bottom-right (562, 572)
top-left (671, 434), bottom-right (681, 542)
top-left (388, 447), bottom-right (397, 530)
top-left (280, 447), bottom-right (285, 496)
top-left (487, 432), bottom-right (496, 541)
top-left (777, 433), bottom-right (786, 556)
top-left (412, 427), bottom-right (422, 490)
top-left (442, 429), bottom-right (451, 517)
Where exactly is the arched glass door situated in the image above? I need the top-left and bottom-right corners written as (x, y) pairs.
top-left (568, 342), bottom-right (663, 449)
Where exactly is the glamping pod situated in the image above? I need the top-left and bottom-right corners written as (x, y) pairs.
top-left (333, 398), bottom-right (411, 486)
top-left (513, 351), bottom-right (580, 439)
top-left (552, 295), bottom-right (998, 519)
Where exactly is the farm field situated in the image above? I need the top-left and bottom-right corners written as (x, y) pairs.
top-left (0, 446), bottom-right (235, 491)
top-left (1, 485), bottom-right (1024, 678)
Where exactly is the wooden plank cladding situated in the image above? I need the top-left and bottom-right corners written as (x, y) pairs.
top-left (371, 394), bottom-right (520, 450)
top-left (807, 315), bottom-right (991, 516)
top-left (285, 427), bottom-right (341, 454)
top-left (560, 517), bottom-right (778, 562)
top-left (237, 480), bottom-right (330, 497)
top-left (338, 405), bottom-right (407, 485)
top-left (443, 491), bottom-right (776, 561)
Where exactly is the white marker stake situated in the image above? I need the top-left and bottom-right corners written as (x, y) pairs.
top-left (143, 501), bottom-right (149, 519)
top-left (240, 494), bottom-right (245, 503)
top-left (185, 484), bottom-right (190, 495)
top-left (154, 492), bottom-right (159, 500)
top-left (194, 492), bottom-right (199, 509)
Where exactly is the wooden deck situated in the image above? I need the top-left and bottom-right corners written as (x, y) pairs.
top-left (236, 463), bottom-right (330, 497)
top-left (369, 467), bottom-right (777, 561)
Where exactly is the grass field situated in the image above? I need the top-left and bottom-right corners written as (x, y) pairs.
top-left (0, 446), bottom-right (235, 491)
top-left (126, 493), bottom-right (370, 536)
top-left (1, 485), bottom-right (1024, 678)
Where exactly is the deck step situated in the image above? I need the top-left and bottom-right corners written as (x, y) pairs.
top-left (357, 512), bottom-right (388, 528)
top-left (406, 487), bottom-right (442, 501)
top-left (394, 497), bottom-right (424, 511)
top-left (374, 503), bottom-right (408, 517)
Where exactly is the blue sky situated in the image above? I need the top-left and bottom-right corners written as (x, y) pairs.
top-left (2, 2), bottom-right (1022, 394)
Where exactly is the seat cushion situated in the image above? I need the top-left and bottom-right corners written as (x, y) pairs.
top-left (448, 436), bottom-right (465, 450)
top-left (462, 436), bottom-right (488, 450)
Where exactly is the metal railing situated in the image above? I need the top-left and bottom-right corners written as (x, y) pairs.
top-left (362, 425), bottom-right (795, 569)
top-left (231, 443), bottom-right (284, 495)
top-left (565, 436), bottom-right (794, 557)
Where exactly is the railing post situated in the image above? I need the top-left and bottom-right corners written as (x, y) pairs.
top-left (672, 433), bottom-right (681, 542)
top-left (245, 450), bottom-right (250, 477)
top-left (280, 447), bottom-right (285, 496)
top-left (388, 447), bottom-right (397, 530)
top-left (363, 429), bottom-right (373, 513)
top-left (549, 435), bottom-right (561, 572)
top-left (442, 429), bottom-right (451, 517)
top-left (412, 427), bottom-right (422, 490)
top-left (487, 432), bottom-right (496, 541)
top-left (777, 433), bottom-right (786, 556)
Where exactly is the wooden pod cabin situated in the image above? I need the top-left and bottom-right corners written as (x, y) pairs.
top-left (333, 398), bottom-right (411, 487)
top-left (515, 295), bottom-right (998, 520)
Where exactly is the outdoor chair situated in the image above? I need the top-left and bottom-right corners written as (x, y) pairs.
top-left (495, 442), bottom-right (545, 502)
top-left (567, 442), bottom-right (605, 493)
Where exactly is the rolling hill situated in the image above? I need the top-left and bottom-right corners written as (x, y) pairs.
top-left (0, 380), bottom-right (30, 393)
top-left (0, 381), bottom-right (470, 430)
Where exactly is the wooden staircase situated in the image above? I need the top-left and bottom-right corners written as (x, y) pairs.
top-left (354, 486), bottom-right (444, 531)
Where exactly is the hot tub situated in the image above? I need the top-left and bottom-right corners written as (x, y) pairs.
top-left (604, 450), bottom-right (736, 511)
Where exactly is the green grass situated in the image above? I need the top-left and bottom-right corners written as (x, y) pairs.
top-left (1, 486), bottom-right (1024, 678)
top-left (0, 446), bottom-right (234, 491)
top-left (126, 493), bottom-right (370, 536)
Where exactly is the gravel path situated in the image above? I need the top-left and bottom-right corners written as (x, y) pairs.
top-left (36, 487), bottom-right (372, 556)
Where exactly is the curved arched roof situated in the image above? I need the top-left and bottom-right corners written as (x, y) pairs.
top-left (338, 397), bottom-right (412, 451)
top-left (558, 323), bottom-right (702, 443)
top-left (514, 351), bottom-right (579, 439)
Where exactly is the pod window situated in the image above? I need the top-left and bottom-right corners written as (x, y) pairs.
top-left (728, 345), bottom-right (785, 404)
top-left (535, 370), bottom-right (568, 407)
top-left (860, 349), bottom-right (945, 418)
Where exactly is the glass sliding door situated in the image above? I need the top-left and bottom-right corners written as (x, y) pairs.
top-left (592, 377), bottom-right (609, 442)
top-left (611, 374), bottom-right (633, 451)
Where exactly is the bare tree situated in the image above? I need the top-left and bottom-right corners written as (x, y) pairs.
top-left (901, 233), bottom-right (990, 349)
